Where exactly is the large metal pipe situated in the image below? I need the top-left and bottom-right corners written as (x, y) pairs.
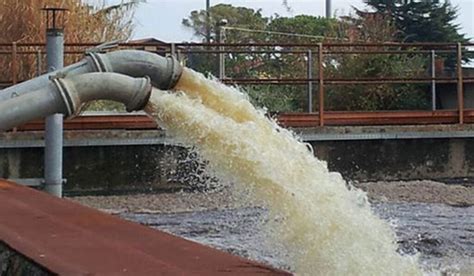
top-left (0, 50), bottom-right (182, 101)
top-left (88, 50), bottom-right (182, 89)
top-left (0, 73), bottom-right (151, 131)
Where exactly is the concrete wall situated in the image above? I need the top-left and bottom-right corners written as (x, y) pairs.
top-left (0, 145), bottom-right (214, 195)
top-left (1, 138), bottom-right (473, 194)
top-left (313, 138), bottom-right (473, 181)
top-left (0, 243), bottom-right (50, 276)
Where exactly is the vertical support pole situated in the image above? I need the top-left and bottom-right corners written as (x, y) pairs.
top-left (431, 50), bottom-right (436, 111)
top-left (318, 43), bottom-right (325, 126)
top-left (456, 42), bottom-right (464, 124)
top-left (36, 50), bottom-right (42, 77)
top-left (11, 42), bottom-right (17, 85)
top-left (171, 43), bottom-right (181, 63)
top-left (307, 49), bottom-right (313, 113)
top-left (206, 0), bottom-right (211, 43)
top-left (220, 28), bottom-right (226, 80)
top-left (217, 24), bottom-right (226, 80)
top-left (326, 0), bottom-right (332, 18)
top-left (218, 46), bottom-right (225, 80)
top-left (11, 43), bottom-right (18, 132)
top-left (10, 43), bottom-right (19, 133)
top-left (170, 43), bottom-right (176, 57)
top-left (215, 20), bottom-right (227, 80)
top-left (44, 22), bottom-right (64, 197)
top-left (218, 47), bottom-right (225, 80)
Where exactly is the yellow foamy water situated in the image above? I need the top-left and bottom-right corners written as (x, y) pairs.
top-left (145, 68), bottom-right (422, 275)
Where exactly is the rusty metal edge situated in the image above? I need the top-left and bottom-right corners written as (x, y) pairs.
top-left (8, 110), bottom-right (474, 132)
top-left (0, 179), bottom-right (291, 275)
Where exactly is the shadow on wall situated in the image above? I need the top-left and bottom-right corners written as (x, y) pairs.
top-left (0, 145), bottom-right (216, 196)
top-left (313, 138), bottom-right (473, 181)
top-left (1, 138), bottom-right (474, 195)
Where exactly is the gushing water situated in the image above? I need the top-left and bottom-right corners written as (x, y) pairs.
top-left (145, 68), bottom-right (422, 275)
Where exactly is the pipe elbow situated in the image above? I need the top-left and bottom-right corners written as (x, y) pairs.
top-left (55, 72), bottom-right (152, 116)
top-left (87, 50), bottom-right (183, 90)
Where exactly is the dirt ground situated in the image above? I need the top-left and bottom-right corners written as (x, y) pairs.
top-left (70, 180), bottom-right (474, 213)
top-left (69, 188), bottom-right (247, 214)
top-left (353, 180), bottom-right (474, 207)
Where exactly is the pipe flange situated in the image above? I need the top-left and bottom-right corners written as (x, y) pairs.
top-left (125, 76), bottom-right (152, 112)
top-left (166, 56), bottom-right (183, 90)
top-left (86, 52), bottom-right (108, 73)
top-left (51, 78), bottom-right (76, 117)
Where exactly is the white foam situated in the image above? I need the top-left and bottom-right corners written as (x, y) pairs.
top-left (145, 69), bottom-right (422, 275)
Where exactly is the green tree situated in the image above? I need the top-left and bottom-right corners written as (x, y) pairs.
top-left (267, 15), bottom-right (339, 41)
top-left (247, 16), bottom-right (340, 112)
top-left (221, 15), bottom-right (338, 81)
top-left (182, 7), bottom-right (340, 112)
top-left (182, 4), bottom-right (430, 112)
top-left (182, 4), bottom-right (267, 79)
top-left (325, 12), bottom-right (429, 111)
top-left (363, 0), bottom-right (469, 43)
top-left (362, 0), bottom-right (471, 65)
top-left (182, 4), bottom-right (267, 42)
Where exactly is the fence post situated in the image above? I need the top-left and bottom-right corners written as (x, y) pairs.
top-left (218, 28), bottom-right (226, 80)
top-left (456, 42), bottom-right (464, 124)
top-left (431, 50), bottom-right (436, 111)
top-left (307, 49), bottom-right (313, 113)
top-left (318, 43), bottom-right (324, 126)
top-left (218, 45), bottom-right (225, 80)
top-left (11, 42), bottom-right (17, 85)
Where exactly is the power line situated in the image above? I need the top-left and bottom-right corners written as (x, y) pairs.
top-left (222, 26), bottom-right (347, 41)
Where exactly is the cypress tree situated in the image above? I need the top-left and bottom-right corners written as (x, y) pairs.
top-left (362, 0), bottom-right (471, 65)
top-left (364, 0), bottom-right (468, 42)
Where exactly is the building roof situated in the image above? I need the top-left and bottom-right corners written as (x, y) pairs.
top-left (129, 38), bottom-right (169, 45)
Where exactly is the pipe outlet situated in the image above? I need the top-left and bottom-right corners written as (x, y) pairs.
top-left (56, 72), bottom-right (152, 116)
top-left (0, 49), bottom-right (183, 101)
top-left (0, 73), bottom-right (152, 131)
top-left (87, 50), bottom-right (183, 90)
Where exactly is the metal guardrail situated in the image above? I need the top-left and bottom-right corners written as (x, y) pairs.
top-left (1, 41), bottom-right (473, 126)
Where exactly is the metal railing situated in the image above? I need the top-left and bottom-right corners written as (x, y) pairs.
top-left (1, 41), bottom-right (473, 127)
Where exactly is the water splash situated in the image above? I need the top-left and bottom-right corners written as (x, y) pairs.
top-left (145, 68), bottom-right (421, 275)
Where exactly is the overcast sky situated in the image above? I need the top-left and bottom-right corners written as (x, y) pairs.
top-left (125, 0), bottom-right (473, 42)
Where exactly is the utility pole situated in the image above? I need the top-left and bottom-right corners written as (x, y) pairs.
top-left (42, 7), bottom-right (67, 197)
top-left (326, 0), bottom-right (331, 18)
top-left (206, 0), bottom-right (211, 43)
